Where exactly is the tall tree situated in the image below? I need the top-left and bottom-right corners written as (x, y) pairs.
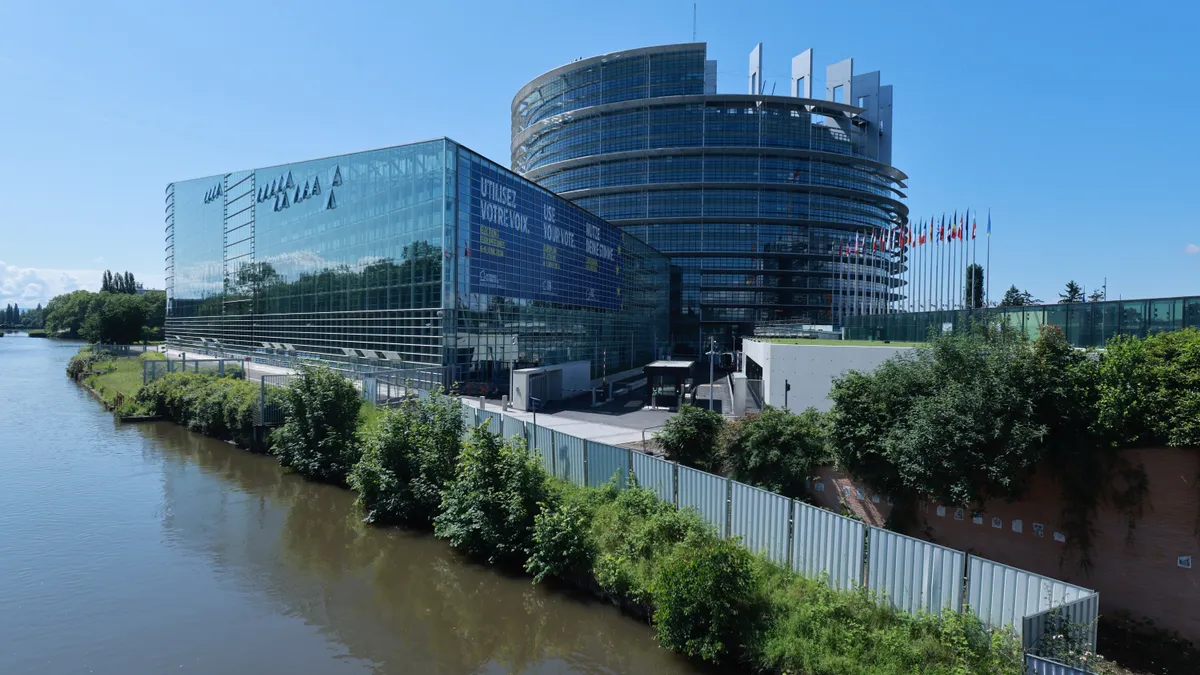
top-left (1000, 286), bottom-right (1024, 307)
top-left (1059, 280), bottom-right (1085, 304)
top-left (1088, 288), bottom-right (1105, 303)
top-left (101, 271), bottom-right (112, 293)
top-left (964, 264), bottom-right (984, 308)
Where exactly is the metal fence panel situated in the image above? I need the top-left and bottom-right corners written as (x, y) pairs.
top-left (867, 528), bottom-right (964, 616)
top-left (532, 426), bottom-right (554, 474)
top-left (631, 452), bottom-right (674, 504)
top-left (729, 482), bottom-right (791, 565)
top-left (586, 442), bottom-right (628, 489)
top-left (460, 405), bottom-right (477, 431)
top-left (479, 410), bottom-right (503, 434)
top-left (1022, 594), bottom-right (1100, 652)
top-left (1024, 653), bottom-right (1096, 675)
top-left (677, 466), bottom-right (727, 536)
top-left (555, 433), bottom-right (586, 485)
top-left (967, 556), bottom-right (1095, 638)
top-left (502, 415), bottom-right (526, 445)
top-left (792, 501), bottom-right (865, 591)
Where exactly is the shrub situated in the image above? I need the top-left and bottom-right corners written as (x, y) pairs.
top-left (651, 535), bottom-right (763, 664)
top-left (1098, 328), bottom-right (1200, 448)
top-left (349, 391), bottom-right (465, 526)
top-left (434, 421), bottom-right (552, 564)
top-left (828, 323), bottom-right (1069, 506)
top-left (525, 499), bottom-right (597, 584)
top-left (270, 367), bottom-right (363, 484)
top-left (655, 404), bottom-right (725, 471)
top-left (719, 406), bottom-right (831, 498)
top-left (755, 565), bottom-right (1022, 675)
top-left (135, 372), bottom-right (264, 446)
top-left (589, 485), bottom-right (712, 611)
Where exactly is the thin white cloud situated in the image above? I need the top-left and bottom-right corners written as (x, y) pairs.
top-left (1186, 243), bottom-right (1200, 255)
top-left (0, 260), bottom-right (164, 307)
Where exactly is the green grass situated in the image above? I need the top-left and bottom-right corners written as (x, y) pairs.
top-left (81, 351), bottom-right (166, 409)
top-left (762, 338), bottom-right (924, 347)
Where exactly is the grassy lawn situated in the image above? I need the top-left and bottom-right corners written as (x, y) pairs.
top-left (83, 352), bottom-right (165, 408)
top-left (762, 338), bottom-right (924, 347)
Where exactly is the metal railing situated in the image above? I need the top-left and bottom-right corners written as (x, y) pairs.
top-left (459, 403), bottom-right (1100, 651)
top-left (845, 295), bottom-right (1200, 348)
top-left (143, 357), bottom-right (248, 385)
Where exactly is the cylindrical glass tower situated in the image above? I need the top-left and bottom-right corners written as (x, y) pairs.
top-left (512, 43), bottom-right (908, 354)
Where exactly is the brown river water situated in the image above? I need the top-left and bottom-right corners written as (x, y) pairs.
top-left (0, 337), bottom-right (702, 674)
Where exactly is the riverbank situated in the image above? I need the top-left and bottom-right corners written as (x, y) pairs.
top-left (5, 336), bottom-right (697, 675)
top-left (112, 365), bottom-right (1035, 674)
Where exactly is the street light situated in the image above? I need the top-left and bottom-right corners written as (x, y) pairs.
top-left (705, 337), bottom-right (718, 411)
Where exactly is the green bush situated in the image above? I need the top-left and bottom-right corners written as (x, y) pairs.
top-left (1098, 328), bottom-right (1200, 448)
top-left (270, 367), bottom-right (363, 484)
top-left (349, 391), bottom-right (465, 526)
top-left (135, 372), bottom-right (266, 446)
top-left (655, 404), bottom-right (725, 472)
top-left (828, 324), bottom-right (1075, 506)
top-left (588, 484), bottom-right (712, 611)
top-left (525, 498), bottom-right (597, 584)
top-left (434, 420), bottom-right (552, 565)
top-left (719, 405), bottom-right (831, 498)
top-left (651, 535), bottom-right (763, 664)
top-left (755, 565), bottom-right (1022, 675)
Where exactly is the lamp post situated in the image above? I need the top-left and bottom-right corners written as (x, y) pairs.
top-left (705, 338), bottom-right (717, 411)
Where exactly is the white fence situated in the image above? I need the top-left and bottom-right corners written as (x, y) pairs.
top-left (460, 405), bottom-right (1100, 651)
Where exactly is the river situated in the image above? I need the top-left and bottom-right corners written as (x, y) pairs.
top-left (0, 337), bottom-right (702, 674)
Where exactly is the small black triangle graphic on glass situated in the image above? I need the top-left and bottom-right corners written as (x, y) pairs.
top-left (285, 172), bottom-right (294, 190)
top-left (294, 186), bottom-right (301, 203)
top-left (281, 191), bottom-right (290, 209)
top-left (326, 189), bottom-right (337, 210)
top-left (216, 184), bottom-right (222, 196)
top-left (274, 195), bottom-right (280, 211)
top-left (311, 175), bottom-right (321, 196)
top-left (269, 180), bottom-right (276, 196)
top-left (303, 180), bottom-right (310, 200)
top-left (332, 165), bottom-right (342, 186)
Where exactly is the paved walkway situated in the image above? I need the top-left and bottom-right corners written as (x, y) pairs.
top-left (162, 347), bottom-right (296, 381)
top-left (461, 397), bottom-right (661, 447)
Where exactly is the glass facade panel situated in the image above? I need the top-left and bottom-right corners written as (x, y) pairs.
top-left (843, 297), bottom-right (1200, 347)
top-left (515, 44), bottom-right (906, 354)
top-left (166, 139), bottom-right (670, 385)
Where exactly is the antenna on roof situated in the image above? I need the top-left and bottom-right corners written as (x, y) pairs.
top-left (692, 2), bottom-right (697, 42)
top-left (770, 81), bottom-right (776, 95)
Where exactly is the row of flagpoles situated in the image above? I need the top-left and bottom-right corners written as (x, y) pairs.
top-left (832, 209), bottom-right (992, 323)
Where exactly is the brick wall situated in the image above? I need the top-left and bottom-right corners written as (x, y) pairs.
top-left (807, 448), bottom-right (1200, 642)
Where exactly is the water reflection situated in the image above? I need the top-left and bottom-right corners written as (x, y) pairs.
top-left (136, 422), bottom-right (699, 674)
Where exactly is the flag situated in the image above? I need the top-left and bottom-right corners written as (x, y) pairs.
top-left (986, 209), bottom-right (992, 236)
top-left (939, 215), bottom-right (945, 241)
top-left (972, 215), bottom-right (977, 240)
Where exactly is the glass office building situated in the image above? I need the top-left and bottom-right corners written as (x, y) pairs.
top-left (845, 297), bottom-right (1200, 348)
top-left (165, 138), bottom-right (671, 383)
top-left (513, 43), bottom-right (908, 354)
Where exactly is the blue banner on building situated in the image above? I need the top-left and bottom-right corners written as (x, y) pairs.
top-left (466, 162), bottom-right (622, 311)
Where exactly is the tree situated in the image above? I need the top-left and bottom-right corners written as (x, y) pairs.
top-left (999, 286), bottom-right (1024, 307)
top-left (718, 406), bottom-right (830, 498)
top-left (141, 290), bottom-right (166, 337)
top-left (349, 391), bottom-right (466, 526)
top-left (1059, 280), bottom-right (1085, 304)
top-left (270, 367), bottom-right (363, 484)
top-left (79, 293), bottom-right (146, 343)
top-left (654, 404), bottom-right (726, 472)
top-left (964, 264), bottom-right (984, 309)
top-left (1088, 288), bottom-right (1105, 303)
top-left (44, 290), bottom-right (100, 337)
top-left (828, 323), bottom-right (1079, 506)
top-left (433, 421), bottom-right (552, 564)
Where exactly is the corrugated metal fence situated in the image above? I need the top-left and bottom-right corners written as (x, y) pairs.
top-left (457, 403), bottom-right (1100, 651)
top-left (1024, 653), bottom-right (1096, 675)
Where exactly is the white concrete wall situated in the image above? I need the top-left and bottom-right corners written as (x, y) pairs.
top-left (742, 339), bottom-right (914, 412)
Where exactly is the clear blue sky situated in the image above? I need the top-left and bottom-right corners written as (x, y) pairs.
top-left (1, 0), bottom-right (1196, 307)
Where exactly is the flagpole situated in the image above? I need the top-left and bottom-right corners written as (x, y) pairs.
top-left (985, 208), bottom-right (992, 307)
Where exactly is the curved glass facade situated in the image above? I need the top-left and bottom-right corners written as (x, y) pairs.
top-left (513, 43), bottom-right (908, 353)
